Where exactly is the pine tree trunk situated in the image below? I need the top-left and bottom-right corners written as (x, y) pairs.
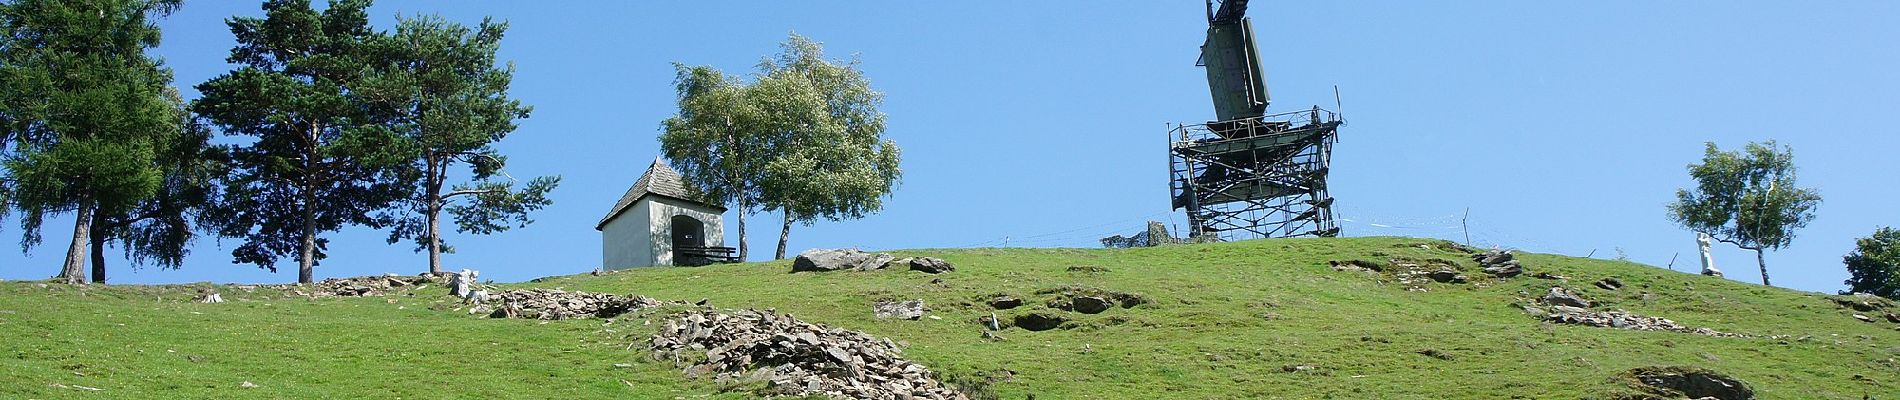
top-left (298, 123), bottom-right (318, 284)
top-left (89, 218), bottom-right (107, 284)
top-left (299, 195), bottom-right (316, 284)
top-left (776, 210), bottom-right (793, 260)
top-left (426, 155), bottom-right (443, 275)
top-left (1755, 248), bottom-right (1770, 287)
top-left (57, 201), bottom-right (93, 284)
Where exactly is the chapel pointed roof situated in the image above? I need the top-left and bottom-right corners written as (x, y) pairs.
top-left (595, 157), bottom-right (724, 230)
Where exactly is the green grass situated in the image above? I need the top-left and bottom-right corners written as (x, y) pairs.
top-left (3, 237), bottom-right (1896, 399)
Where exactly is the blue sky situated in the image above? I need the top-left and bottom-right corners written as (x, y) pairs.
top-left (2, 1), bottom-right (1894, 294)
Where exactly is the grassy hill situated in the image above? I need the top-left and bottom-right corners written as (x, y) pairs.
top-left (2, 237), bottom-right (1895, 399)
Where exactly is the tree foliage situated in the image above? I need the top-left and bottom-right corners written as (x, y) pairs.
top-left (660, 64), bottom-right (764, 260)
top-left (0, 0), bottom-right (184, 283)
top-left (193, 0), bottom-right (410, 283)
top-left (1667, 140), bottom-right (1821, 286)
top-left (87, 106), bottom-right (224, 281)
top-left (1843, 227), bottom-right (1900, 298)
top-left (661, 33), bottom-right (902, 261)
top-left (360, 15), bottom-right (554, 275)
top-left (753, 34), bottom-right (900, 260)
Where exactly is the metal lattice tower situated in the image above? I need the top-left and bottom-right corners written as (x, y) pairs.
top-left (1170, 0), bottom-right (1343, 241)
top-left (1170, 108), bottom-right (1340, 240)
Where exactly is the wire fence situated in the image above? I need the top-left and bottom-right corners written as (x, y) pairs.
top-left (951, 206), bottom-right (1599, 262)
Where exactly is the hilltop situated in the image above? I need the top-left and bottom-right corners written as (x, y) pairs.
top-left (2, 237), bottom-right (1895, 399)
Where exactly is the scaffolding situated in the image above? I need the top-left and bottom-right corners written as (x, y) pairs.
top-left (1169, 106), bottom-right (1341, 241)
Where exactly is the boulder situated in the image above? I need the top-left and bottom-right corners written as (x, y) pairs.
top-left (1071, 296), bottom-right (1113, 314)
top-left (792, 249), bottom-right (895, 272)
top-left (1595, 277), bottom-right (1624, 291)
top-left (873, 299), bottom-right (925, 320)
top-left (908, 257), bottom-right (955, 274)
top-left (1542, 287), bottom-right (1592, 308)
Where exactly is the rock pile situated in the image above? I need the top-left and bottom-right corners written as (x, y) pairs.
top-left (479, 289), bottom-right (667, 320)
top-left (1531, 287), bottom-right (1738, 337)
top-left (793, 249), bottom-right (895, 272)
top-left (649, 309), bottom-right (969, 400)
top-left (299, 274), bottom-right (434, 297)
top-left (1541, 307), bottom-right (1739, 337)
top-left (1472, 249), bottom-right (1523, 278)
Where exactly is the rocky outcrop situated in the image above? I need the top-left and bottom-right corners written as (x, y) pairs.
top-left (1624, 366), bottom-right (1754, 400)
top-left (793, 249), bottom-right (896, 272)
top-left (1594, 277), bottom-right (1624, 291)
top-left (478, 289), bottom-right (668, 320)
top-left (873, 300), bottom-right (925, 320)
top-left (1472, 249), bottom-right (1523, 278)
top-left (649, 309), bottom-right (968, 400)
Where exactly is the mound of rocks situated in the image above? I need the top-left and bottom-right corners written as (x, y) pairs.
top-left (298, 274), bottom-right (434, 297)
top-left (649, 309), bottom-right (968, 400)
top-left (480, 289), bottom-right (667, 320)
top-left (1472, 249), bottom-right (1523, 278)
top-left (1530, 287), bottom-right (1738, 337)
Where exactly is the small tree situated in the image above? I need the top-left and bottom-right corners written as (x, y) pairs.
top-left (193, 0), bottom-right (410, 283)
top-left (364, 15), bottom-right (556, 275)
top-left (1667, 140), bottom-right (1821, 286)
top-left (754, 34), bottom-right (901, 260)
top-left (0, 0), bottom-right (184, 284)
top-left (1843, 227), bottom-right (1900, 298)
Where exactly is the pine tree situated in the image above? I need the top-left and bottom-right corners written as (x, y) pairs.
top-left (0, 0), bottom-right (183, 284)
top-left (194, 0), bottom-right (409, 283)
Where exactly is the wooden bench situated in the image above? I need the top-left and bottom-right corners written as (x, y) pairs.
top-left (675, 246), bottom-right (740, 266)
